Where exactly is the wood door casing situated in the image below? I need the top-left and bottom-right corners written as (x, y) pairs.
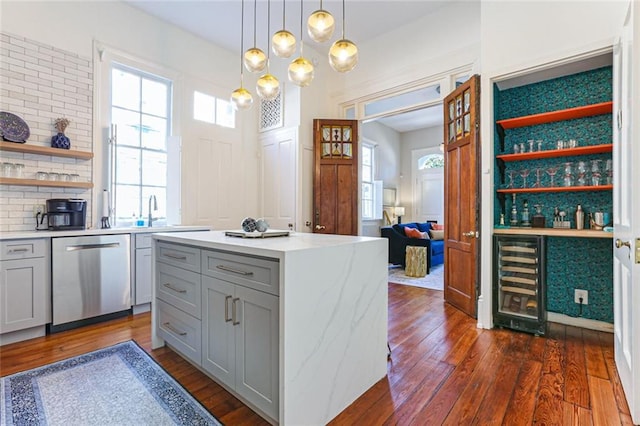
top-left (313, 119), bottom-right (358, 235)
top-left (443, 75), bottom-right (480, 318)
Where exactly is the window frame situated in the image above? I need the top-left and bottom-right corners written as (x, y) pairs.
top-left (361, 142), bottom-right (376, 220)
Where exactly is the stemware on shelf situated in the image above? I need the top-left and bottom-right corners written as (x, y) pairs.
top-left (591, 159), bottom-right (601, 186)
top-left (506, 170), bottom-right (516, 189)
top-left (536, 140), bottom-right (543, 152)
top-left (562, 162), bottom-right (573, 187)
top-left (528, 139), bottom-right (534, 152)
top-left (576, 161), bottom-right (587, 186)
top-left (533, 167), bottom-right (543, 188)
top-left (605, 159), bottom-right (613, 185)
top-left (546, 166), bottom-right (559, 187)
top-left (519, 168), bottom-right (530, 188)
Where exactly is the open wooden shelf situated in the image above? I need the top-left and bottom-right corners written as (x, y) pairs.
top-left (496, 101), bottom-right (613, 130)
top-left (494, 227), bottom-right (613, 239)
top-left (0, 177), bottom-right (93, 189)
top-left (496, 144), bottom-right (612, 162)
top-left (0, 141), bottom-right (93, 160)
top-left (497, 184), bottom-right (612, 194)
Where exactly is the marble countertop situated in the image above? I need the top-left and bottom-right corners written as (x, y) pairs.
top-left (0, 225), bottom-right (210, 241)
top-left (153, 230), bottom-right (383, 259)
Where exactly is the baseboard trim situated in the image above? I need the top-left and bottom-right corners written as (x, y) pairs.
top-left (547, 312), bottom-right (613, 333)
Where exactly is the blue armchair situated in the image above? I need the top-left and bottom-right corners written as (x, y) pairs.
top-left (380, 222), bottom-right (444, 274)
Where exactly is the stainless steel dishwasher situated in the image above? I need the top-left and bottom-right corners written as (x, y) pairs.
top-left (50, 234), bottom-right (131, 332)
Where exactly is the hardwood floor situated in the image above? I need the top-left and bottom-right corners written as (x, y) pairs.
top-left (0, 284), bottom-right (631, 425)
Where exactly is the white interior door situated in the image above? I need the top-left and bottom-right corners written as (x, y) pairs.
top-left (613, 4), bottom-right (640, 423)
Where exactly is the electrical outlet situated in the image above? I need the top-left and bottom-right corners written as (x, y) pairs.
top-left (33, 204), bottom-right (45, 216)
top-left (574, 289), bottom-right (589, 305)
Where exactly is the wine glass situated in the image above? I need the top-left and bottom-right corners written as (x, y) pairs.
top-left (563, 162), bottom-right (573, 187)
top-left (576, 161), bottom-right (587, 186)
top-left (506, 170), bottom-right (516, 189)
top-left (533, 167), bottom-right (543, 188)
top-left (591, 159), bottom-right (601, 186)
top-left (546, 166), bottom-right (559, 187)
top-left (605, 159), bottom-right (613, 185)
top-left (519, 168), bottom-right (530, 188)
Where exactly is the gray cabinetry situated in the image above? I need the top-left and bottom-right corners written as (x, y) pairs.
top-left (156, 242), bottom-right (202, 365)
top-left (134, 234), bottom-right (152, 305)
top-left (201, 249), bottom-right (279, 421)
top-left (0, 239), bottom-right (49, 334)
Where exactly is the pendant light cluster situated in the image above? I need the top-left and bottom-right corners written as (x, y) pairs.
top-left (232, 0), bottom-right (358, 111)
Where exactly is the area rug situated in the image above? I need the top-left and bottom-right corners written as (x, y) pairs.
top-left (0, 340), bottom-right (222, 426)
top-left (388, 263), bottom-right (444, 290)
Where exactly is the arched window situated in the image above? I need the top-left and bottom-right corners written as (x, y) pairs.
top-left (418, 154), bottom-right (444, 170)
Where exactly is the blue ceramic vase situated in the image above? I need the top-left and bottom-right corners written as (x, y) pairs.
top-left (51, 132), bottom-right (70, 149)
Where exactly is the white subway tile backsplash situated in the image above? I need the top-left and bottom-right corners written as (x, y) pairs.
top-left (1, 32), bottom-right (94, 229)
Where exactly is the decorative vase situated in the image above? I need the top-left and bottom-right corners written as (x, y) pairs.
top-left (51, 132), bottom-right (70, 149)
top-left (51, 118), bottom-right (71, 149)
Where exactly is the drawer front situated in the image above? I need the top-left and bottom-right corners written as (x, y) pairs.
top-left (0, 239), bottom-right (46, 261)
top-left (201, 250), bottom-right (279, 296)
top-left (157, 299), bottom-right (201, 365)
top-left (156, 262), bottom-right (201, 318)
top-left (156, 242), bottom-right (200, 272)
top-left (135, 233), bottom-right (153, 249)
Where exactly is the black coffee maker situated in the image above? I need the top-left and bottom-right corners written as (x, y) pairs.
top-left (38, 199), bottom-right (87, 230)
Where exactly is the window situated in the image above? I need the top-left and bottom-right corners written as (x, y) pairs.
top-left (111, 65), bottom-right (171, 226)
top-left (418, 154), bottom-right (445, 169)
top-left (193, 91), bottom-right (235, 128)
top-left (362, 143), bottom-right (382, 220)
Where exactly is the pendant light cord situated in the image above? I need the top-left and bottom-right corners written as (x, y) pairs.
top-left (266, 0), bottom-right (271, 67)
top-left (342, 0), bottom-right (345, 39)
top-left (299, 0), bottom-right (304, 55)
top-left (282, 0), bottom-right (286, 30)
top-left (253, 0), bottom-right (257, 47)
top-left (240, 0), bottom-right (245, 80)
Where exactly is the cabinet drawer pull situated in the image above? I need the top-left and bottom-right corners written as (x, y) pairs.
top-left (164, 252), bottom-right (187, 260)
top-left (7, 248), bottom-right (29, 253)
top-left (163, 283), bottom-right (187, 294)
top-left (232, 297), bottom-right (240, 325)
top-left (216, 264), bottom-right (254, 276)
top-left (225, 295), bottom-right (233, 322)
top-left (163, 322), bottom-right (187, 336)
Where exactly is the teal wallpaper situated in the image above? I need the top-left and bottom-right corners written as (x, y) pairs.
top-left (494, 66), bottom-right (613, 324)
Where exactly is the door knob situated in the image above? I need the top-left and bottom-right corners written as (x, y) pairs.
top-left (615, 239), bottom-right (631, 249)
top-left (462, 231), bottom-right (475, 237)
top-left (315, 224), bottom-right (326, 230)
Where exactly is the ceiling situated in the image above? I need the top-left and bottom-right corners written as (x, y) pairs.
top-left (124, 0), bottom-right (453, 132)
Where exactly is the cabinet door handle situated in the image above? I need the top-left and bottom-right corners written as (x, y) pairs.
top-left (164, 252), bottom-right (187, 260)
top-left (216, 264), bottom-right (254, 276)
top-left (225, 295), bottom-right (233, 322)
top-left (232, 297), bottom-right (240, 325)
top-left (163, 283), bottom-right (187, 294)
top-left (7, 248), bottom-right (29, 253)
top-left (163, 322), bottom-right (187, 336)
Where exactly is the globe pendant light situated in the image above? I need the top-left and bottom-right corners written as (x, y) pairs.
top-left (307, 0), bottom-right (335, 43)
top-left (257, 0), bottom-right (280, 100)
top-left (244, 0), bottom-right (266, 73)
top-left (231, 0), bottom-right (253, 110)
top-left (288, 0), bottom-right (314, 87)
top-left (272, 0), bottom-right (296, 58)
top-left (329, 0), bottom-right (358, 72)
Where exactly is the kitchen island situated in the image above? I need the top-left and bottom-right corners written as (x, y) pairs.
top-left (151, 230), bottom-right (388, 425)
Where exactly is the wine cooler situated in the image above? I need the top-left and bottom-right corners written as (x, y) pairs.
top-left (493, 235), bottom-right (546, 335)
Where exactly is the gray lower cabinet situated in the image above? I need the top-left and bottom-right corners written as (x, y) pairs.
top-left (134, 234), bottom-right (153, 305)
top-left (156, 243), bottom-right (280, 422)
top-left (201, 275), bottom-right (279, 421)
top-left (0, 239), bottom-right (49, 334)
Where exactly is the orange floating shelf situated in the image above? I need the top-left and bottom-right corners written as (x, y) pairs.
top-left (496, 144), bottom-right (612, 162)
top-left (497, 185), bottom-right (612, 194)
top-left (496, 101), bottom-right (613, 130)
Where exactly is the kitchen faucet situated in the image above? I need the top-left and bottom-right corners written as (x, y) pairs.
top-left (148, 195), bottom-right (157, 227)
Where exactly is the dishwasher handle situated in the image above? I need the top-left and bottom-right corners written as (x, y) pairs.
top-left (65, 242), bottom-right (121, 251)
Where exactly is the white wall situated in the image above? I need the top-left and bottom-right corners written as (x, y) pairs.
top-left (0, 1), bottom-right (260, 230)
top-left (330, 1), bottom-right (480, 107)
top-left (477, 0), bottom-right (629, 328)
